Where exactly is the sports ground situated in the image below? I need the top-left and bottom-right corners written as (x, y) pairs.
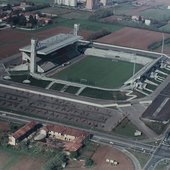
top-left (53, 56), bottom-right (143, 89)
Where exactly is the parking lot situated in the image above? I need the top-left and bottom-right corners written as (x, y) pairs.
top-left (0, 85), bottom-right (123, 132)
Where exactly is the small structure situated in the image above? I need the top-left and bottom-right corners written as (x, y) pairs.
top-left (8, 121), bottom-right (40, 146)
top-left (106, 159), bottom-right (110, 163)
top-left (134, 130), bottom-right (142, 136)
top-left (132, 16), bottom-right (139, 21)
top-left (34, 129), bottom-right (47, 141)
top-left (145, 19), bottom-right (151, 26)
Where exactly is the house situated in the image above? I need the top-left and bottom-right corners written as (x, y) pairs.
top-left (45, 124), bottom-right (90, 152)
top-left (8, 121), bottom-right (40, 146)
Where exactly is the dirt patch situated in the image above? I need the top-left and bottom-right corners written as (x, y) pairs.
top-left (91, 146), bottom-right (134, 170)
top-left (0, 121), bottom-right (9, 132)
top-left (96, 27), bottom-right (170, 50)
top-left (0, 27), bottom-right (92, 59)
top-left (66, 145), bottom-right (134, 170)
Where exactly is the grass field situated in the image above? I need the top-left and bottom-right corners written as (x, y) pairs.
top-left (64, 86), bottom-right (80, 94)
top-left (50, 83), bottom-right (65, 91)
top-left (128, 150), bottom-right (151, 168)
top-left (55, 17), bottom-right (123, 32)
top-left (53, 56), bottom-right (143, 89)
top-left (80, 87), bottom-right (128, 100)
top-left (140, 8), bottom-right (170, 21)
top-left (112, 117), bottom-right (145, 139)
top-left (159, 24), bottom-right (170, 32)
top-left (0, 149), bottom-right (44, 170)
top-left (9, 74), bottom-right (51, 88)
top-left (155, 159), bottom-right (170, 170)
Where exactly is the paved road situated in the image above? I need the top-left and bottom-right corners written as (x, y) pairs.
top-left (143, 138), bottom-right (170, 170)
top-left (1, 109), bottom-right (170, 170)
top-left (0, 110), bottom-right (156, 154)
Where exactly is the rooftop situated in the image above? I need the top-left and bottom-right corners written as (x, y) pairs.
top-left (19, 33), bottom-right (82, 55)
top-left (64, 136), bottom-right (86, 152)
top-left (12, 121), bottom-right (38, 139)
top-left (46, 124), bottom-right (89, 138)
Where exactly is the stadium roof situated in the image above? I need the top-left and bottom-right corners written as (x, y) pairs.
top-left (19, 33), bottom-right (82, 55)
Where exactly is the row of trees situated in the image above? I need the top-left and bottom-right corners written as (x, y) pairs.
top-left (8, 14), bottom-right (38, 27)
top-left (89, 9), bottom-right (113, 21)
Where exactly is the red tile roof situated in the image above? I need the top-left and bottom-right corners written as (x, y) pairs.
top-left (64, 136), bottom-right (86, 152)
top-left (46, 124), bottom-right (89, 138)
top-left (12, 121), bottom-right (38, 139)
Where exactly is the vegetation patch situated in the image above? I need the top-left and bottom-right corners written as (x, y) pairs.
top-left (80, 88), bottom-right (128, 100)
top-left (144, 121), bottom-right (168, 135)
top-left (112, 118), bottom-right (144, 139)
top-left (64, 86), bottom-right (80, 94)
top-left (50, 83), bottom-right (65, 91)
top-left (8, 74), bottom-right (51, 88)
top-left (155, 159), bottom-right (170, 170)
top-left (128, 150), bottom-right (151, 168)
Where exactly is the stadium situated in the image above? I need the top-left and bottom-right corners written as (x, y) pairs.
top-left (4, 25), bottom-right (170, 102)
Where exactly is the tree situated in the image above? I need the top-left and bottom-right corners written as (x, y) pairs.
top-left (19, 14), bottom-right (26, 26)
top-left (43, 153), bottom-right (67, 170)
top-left (29, 15), bottom-right (37, 27)
top-left (85, 158), bottom-right (94, 168)
top-left (70, 151), bottom-right (79, 159)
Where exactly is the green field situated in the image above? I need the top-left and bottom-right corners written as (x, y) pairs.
top-left (140, 8), bottom-right (170, 21)
top-left (129, 150), bottom-right (151, 168)
top-left (55, 17), bottom-right (123, 32)
top-left (64, 86), bottom-right (80, 94)
top-left (80, 88), bottom-right (128, 100)
top-left (53, 56), bottom-right (143, 89)
top-left (155, 159), bottom-right (170, 170)
top-left (9, 74), bottom-right (51, 88)
top-left (159, 24), bottom-right (170, 32)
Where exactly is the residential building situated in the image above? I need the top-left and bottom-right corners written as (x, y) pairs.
top-left (45, 124), bottom-right (90, 152)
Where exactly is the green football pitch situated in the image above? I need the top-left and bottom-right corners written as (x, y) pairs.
top-left (53, 56), bottom-right (143, 89)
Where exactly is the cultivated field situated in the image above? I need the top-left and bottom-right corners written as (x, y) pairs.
top-left (96, 27), bottom-right (170, 50)
top-left (0, 27), bottom-right (91, 59)
top-left (0, 150), bottom-right (44, 170)
top-left (53, 56), bottom-right (142, 89)
top-left (115, 0), bottom-right (170, 16)
top-left (37, 7), bottom-right (123, 32)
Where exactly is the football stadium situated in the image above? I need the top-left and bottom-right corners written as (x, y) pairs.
top-left (3, 25), bottom-right (170, 102)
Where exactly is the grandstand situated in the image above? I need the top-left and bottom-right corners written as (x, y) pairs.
top-left (20, 33), bottom-right (82, 73)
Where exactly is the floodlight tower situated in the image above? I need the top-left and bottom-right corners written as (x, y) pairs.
top-left (133, 54), bottom-right (136, 76)
top-left (30, 39), bottom-right (37, 74)
top-left (73, 24), bottom-right (80, 36)
top-left (161, 33), bottom-right (165, 56)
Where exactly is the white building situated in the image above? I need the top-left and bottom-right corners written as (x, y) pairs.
top-left (54, 0), bottom-right (77, 7)
top-left (145, 19), bottom-right (151, 26)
